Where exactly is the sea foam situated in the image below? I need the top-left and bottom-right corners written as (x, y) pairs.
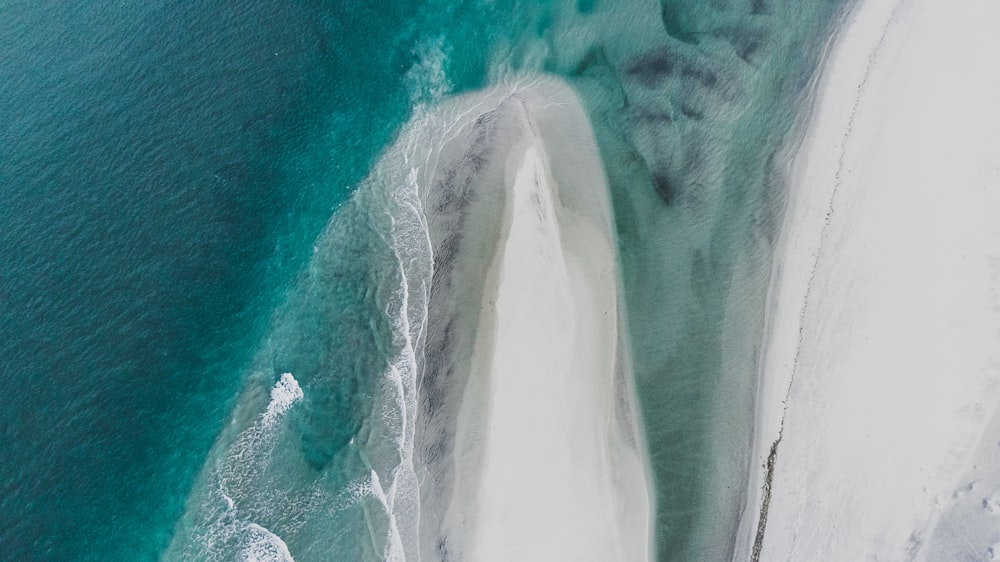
top-left (262, 373), bottom-right (304, 429)
top-left (363, 161), bottom-right (434, 561)
top-left (163, 373), bottom-right (307, 561)
top-left (240, 523), bottom-right (296, 562)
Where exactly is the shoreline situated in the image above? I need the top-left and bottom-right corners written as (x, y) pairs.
top-left (733, 1), bottom-right (899, 557)
top-left (741, 0), bottom-right (1000, 559)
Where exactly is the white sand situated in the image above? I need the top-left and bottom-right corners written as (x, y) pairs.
top-left (440, 81), bottom-right (651, 561)
top-left (738, 0), bottom-right (1000, 559)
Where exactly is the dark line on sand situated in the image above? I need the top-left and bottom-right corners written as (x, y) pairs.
top-left (750, 437), bottom-right (781, 562)
top-left (745, 5), bottom-right (900, 560)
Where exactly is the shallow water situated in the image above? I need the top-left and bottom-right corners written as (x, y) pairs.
top-left (1, 1), bottom-right (844, 560)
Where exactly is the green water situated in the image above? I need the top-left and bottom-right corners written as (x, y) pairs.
top-left (498, 1), bottom-right (848, 557)
top-left (1, 0), bottom-right (845, 559)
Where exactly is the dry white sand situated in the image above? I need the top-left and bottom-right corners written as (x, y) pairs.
top-left (738, 0), bottom-right (1000, 559)
top-left (439, 80), bottom-right (651, 562)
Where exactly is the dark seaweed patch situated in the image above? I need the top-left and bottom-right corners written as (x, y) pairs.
top-left (465, 151), bottom-right (487, 175)
top-left (473, 112), bottom-right (493, 130)
top-left (432, 232), bottom-right (460, 280)
top-left (422, 366), bottom-right (450, 419)
top-left (627, 50), bottom-right (677, 87)
top-left (737, 38), bottom-right (763, 63)
top-left (725, 28), bottom-right (768, 63)
top-left (681, 64), bottom-right (719, 89)
top-left (750, 0), bottom-right (767, 15)
top-left (634, 107), bottom-right (675, 124)
top-left (437, 537), bottom-right (451, 561)
top-left (681, 104), bottom-right (704, 121)
top-left (653, 170), bottom-right (679, 205)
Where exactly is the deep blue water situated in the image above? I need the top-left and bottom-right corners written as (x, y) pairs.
top-left (0, 1), bottom-right (439, 558)
top-left (1, 0), bottom-right (843, 559)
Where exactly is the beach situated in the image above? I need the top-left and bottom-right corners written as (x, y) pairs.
top-left (411, 78), bottom-right (651, 562)
top-left (739, 0), bottom-right (1000, 559)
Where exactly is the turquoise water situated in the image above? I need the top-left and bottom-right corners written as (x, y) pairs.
top-left (0, 1), bottom-right (844, 560)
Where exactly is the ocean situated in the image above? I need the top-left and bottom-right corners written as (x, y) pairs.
top-left (0, 0), bottom-right (844, 560)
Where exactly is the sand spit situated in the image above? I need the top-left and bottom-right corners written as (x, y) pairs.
top-left (738, 0), bottom-right (1000, 559)
top-left (407, 78), bottom-right (651, 562)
